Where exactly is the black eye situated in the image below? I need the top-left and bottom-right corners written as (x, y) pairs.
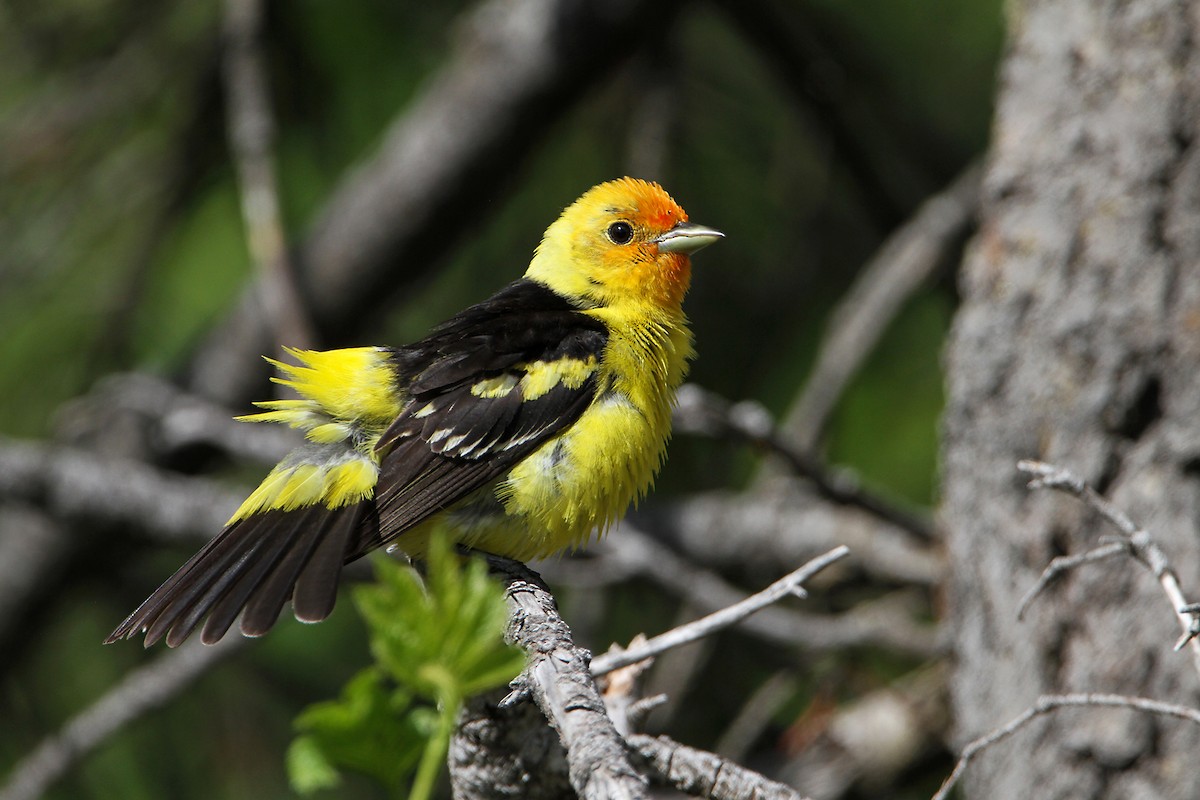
top-left (607, 221), bottom-right (634, 245)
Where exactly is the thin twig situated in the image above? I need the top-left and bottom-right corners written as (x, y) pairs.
top-left (932, 693), bottom-right (1200, 800)
top-left (590, 546), bottom-right (850, 676)
top-left (674, 384), bottom-right (935, 542)
top-left (1017, 460), bottom-right (1200, 678)
top-left (1016, 540), bottom-right (1127, 620)
top-left (222, 0), bottom-right (316, 350)
top-left (0, 636), bottom-right (247, 800)
top-left (597, 524), bottom-right (940, 659)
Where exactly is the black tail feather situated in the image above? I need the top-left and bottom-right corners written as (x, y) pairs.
top-left (238, 507), bottom-right (341, 636)
top-left (138, 523), bottom-right (267, 646)
top-left (291, 504), bottom-right (360, 624)
top-left (105, 502), bottom-right (370, 647)
top-left (199, 512), bottom-right (312, 644)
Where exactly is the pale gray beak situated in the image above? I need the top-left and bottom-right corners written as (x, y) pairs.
top-left (655, 221), bottom-right (725, 255)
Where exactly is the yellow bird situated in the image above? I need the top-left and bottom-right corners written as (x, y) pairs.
top-left (106, 178), bottom-right (722, 647)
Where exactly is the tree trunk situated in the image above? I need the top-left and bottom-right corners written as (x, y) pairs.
top-left (942, 1), bottom-right (1200, 797)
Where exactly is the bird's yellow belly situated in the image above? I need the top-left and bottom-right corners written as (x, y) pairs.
top-left (455, 390), bottom-right (667, 561)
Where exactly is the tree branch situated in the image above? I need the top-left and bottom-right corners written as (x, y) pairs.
top-left (1017, 459), bottom-right (1200, 679)
top-left (673, 384), bottom-right (936, 543)
top-left (451, 688), bottom-right (573, 800)
top-left (629, 733), bottom-right (813, 800)
top-left (551, 525), bottom-right (940, 660)
top-left (783, 161), bottom-right (981, 450)
top-left (0, 437), bottom-right (241, 544)
top-left (932, 693), bottom-right (1200, 800)
top-left (0, 438), bottom-right (242, 659)
top-left (484, 556), bottom-right (648, 800)
top-left (590, 546), bottom-right (850, 675)
top-left (222, 0), bottom-right (316, 351)
top-left (56, 371), bottom-right (297, 465)
top-left (1016, 540), bottom-right (1128, 620)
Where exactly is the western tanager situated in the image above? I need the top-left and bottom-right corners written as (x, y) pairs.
top-left (106, 178), bottom-right (722, 647)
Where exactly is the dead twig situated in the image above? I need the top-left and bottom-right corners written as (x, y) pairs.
top-left (1017, 459), bottom-right (1200, 679)
top-left (932, 693), bottom-right (1200, 800)
top-left (590, 546), bottom-right (850, 676)
top-left (592, 524), bottom-right (940, 660)
top-left (1016, 540), bottom-right (1127, 620)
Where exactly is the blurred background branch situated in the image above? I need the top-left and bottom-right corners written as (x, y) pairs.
top-left (0, 0), bottom-right (1001, 796)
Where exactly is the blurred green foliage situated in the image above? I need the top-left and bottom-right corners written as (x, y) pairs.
top-left (0, 0), bottom-right (1003, 797)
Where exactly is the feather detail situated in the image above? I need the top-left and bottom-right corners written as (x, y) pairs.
top-left (105, 504), bottom-right (368, 647)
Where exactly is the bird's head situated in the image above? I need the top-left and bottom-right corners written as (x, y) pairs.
top-left (526, 178), bottom-right (723, 311)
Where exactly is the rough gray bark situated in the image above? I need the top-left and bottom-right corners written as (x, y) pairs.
top-left (942, 1), bottom-right (1200, 797)
top-left (477, 556), bottom-right (649, 800)
top-left (450, 690), bottom-right (572, 800)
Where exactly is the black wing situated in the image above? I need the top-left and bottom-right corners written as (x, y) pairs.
top-left (107, 280), bottom-right (607, 646)
top-left (362, 279), bottom-right (609, 555)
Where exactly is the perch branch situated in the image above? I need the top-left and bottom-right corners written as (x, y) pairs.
top-left (485, 556), bottom-right (648, 800)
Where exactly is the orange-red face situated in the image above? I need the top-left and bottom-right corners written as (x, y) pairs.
top-left (586, 178), bottom-right (692, 307)
top-left (527, 178), bottom-right (721, 311)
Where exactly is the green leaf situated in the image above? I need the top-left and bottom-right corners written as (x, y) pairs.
top-left (352, 536), bottom-right (525, 706)
top-left (286, 736), bottom-right (342, 794)
top-left (289, 535), bottom-right (525, 799)
top-left (287, 668), bottom-right (424, 794)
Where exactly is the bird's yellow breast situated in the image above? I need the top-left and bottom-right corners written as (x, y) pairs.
top-left (455, 306), bottom-right (692, 561)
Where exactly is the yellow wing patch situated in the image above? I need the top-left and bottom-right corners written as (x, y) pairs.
top-left (519, 356), bottom-right (597, 400)
top-left (237, 347), bottom-right (402, 441)
top-left (470, 373), bottom-right (519, 398)
top-left (228, 452), bottom-right (378, 524)
top-left (466, 359), bottom-right (596, 403)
